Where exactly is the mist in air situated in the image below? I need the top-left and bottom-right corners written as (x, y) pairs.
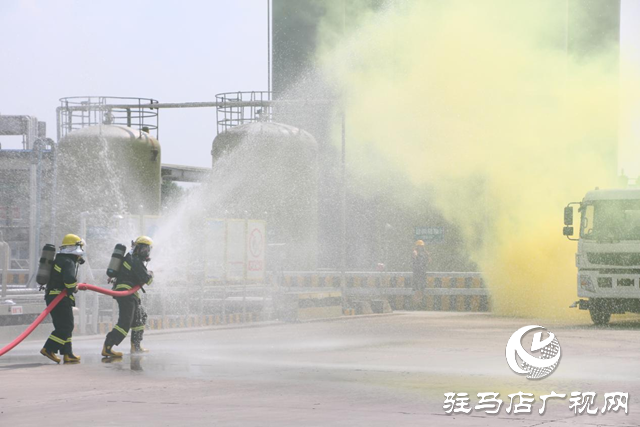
top-left (317, 0), bottom-right (630, 318)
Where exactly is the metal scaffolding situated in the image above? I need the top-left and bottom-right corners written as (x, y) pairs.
top-left (57, 96), bottom-right (160, 141)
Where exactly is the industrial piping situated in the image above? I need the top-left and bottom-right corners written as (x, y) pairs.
top-left (0, 238), bottom-right (10, 298)
top-left (0, 284), bottom-right (142, 357)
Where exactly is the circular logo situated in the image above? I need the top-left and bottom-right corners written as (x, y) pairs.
top-left (249, 228), bottom-right (263, 258)
top-left (505, 325), bottom-right (561, 380)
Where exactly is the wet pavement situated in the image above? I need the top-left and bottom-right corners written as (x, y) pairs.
top-left (0, 312), bottom-right (638, 426)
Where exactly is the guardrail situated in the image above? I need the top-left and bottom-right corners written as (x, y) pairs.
top-left (2, 271), bottom-right (489, 331)
top-left (267, 271), bottom-right (489, 312)
top-left (0, 270), bottom-right (30, 286)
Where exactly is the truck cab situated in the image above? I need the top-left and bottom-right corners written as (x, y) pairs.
top-left (564, 188), bottom-right (640, 325)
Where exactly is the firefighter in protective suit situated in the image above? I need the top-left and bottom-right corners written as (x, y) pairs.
top-left (40, 234), bottom-right (85, 364)
top-left (102, 236), bottom-right (154, 358)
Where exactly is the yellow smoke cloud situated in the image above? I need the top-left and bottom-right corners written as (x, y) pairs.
top-left (320, 0), bottom-right (623, 318)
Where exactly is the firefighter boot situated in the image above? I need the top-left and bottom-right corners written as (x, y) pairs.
top-left (131, 342), bottom-right (149, 354)
top-left (63, 353), bottom-right (81, 364)
top-left (102, 343), bottom-right (123, 358)
top-left (40, 348), bottom-right (61, 364)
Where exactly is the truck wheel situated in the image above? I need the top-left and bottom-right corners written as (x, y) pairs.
top-left (589, 307), bottom-right (611, 326)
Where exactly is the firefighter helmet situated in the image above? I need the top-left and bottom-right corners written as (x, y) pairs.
top-left (60, 234), bottom-right (86, 257)
top-left (132, 236), bottom-right (153, 260)
top-left (62, 234), bottom-right (83, 246)
top-left (134, 236), bottom-right (154, 247)
top-left (415, 240), bottom-right (425, 246)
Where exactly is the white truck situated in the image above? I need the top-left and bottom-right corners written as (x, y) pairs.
top-left (564, 188), bottom-right (640, 325)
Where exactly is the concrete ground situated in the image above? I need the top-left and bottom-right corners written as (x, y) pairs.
top-left (0, 311), bottom-right (638, 426)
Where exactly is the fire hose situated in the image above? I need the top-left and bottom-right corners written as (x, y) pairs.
top-left (0, 283), bottom-right (142, 357)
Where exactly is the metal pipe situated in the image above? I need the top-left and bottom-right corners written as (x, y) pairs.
top-left (267, 0), bottom-right (271, 94)
top-left (92, 282), bottom-right (99, 334)
top-left (1, 239), bottom-right (9, 298)
top-left (59, 99), bottom-right (330, 111)
top-left (78, 211), bottom-right (90, 334)
top-left (51, 111), bottom-right (61, 245)
top-left (62, 101), bottom-right (261, 110)
top-left (31, 139), bottom-right (45, 288)
top-left (340, 0), bottom-right (347, 291)
top-left (28, 145), bottom-right (38, 282)
top-left (340, 111), bottom-right (346, 290)
top-left (222, 284), bottom-right (227, 324)
top-left (156, 104), bottom-right (161, 141)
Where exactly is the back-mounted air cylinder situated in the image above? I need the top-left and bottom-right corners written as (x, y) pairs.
top-left (107, 243), bottom-right (127, 278)
top-left (36, 244), bottom-right (57, 286)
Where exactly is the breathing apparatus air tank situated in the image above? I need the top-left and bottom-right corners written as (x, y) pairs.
top-left (36, 244), bottom-right (57, 286)
top-left (106, 243), bottom-right (127, 278)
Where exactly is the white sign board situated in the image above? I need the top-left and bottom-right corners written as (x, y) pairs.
top-left (226, 220), bottom-right (246, 281)
top-left (246, 220), bottom-right (266, 281)
top-left (11, 306), bottom-right (23, 315)
top-left (204, 219), bottom-right (226, 281)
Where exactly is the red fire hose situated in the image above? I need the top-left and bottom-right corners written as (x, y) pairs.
top-left (77, 283), bottom-right (142, 297)
top-left (0, 283), bottom-right (142, 357)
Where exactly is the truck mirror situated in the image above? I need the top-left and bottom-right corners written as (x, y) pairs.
top-left (564, 206), bottom-right (574, 226)
top-left (563, 226), bottom-right (574, 236)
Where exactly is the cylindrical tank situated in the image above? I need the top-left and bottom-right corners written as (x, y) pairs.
top-left (106, 243), bottom-right (127, 278)
top-left (36, 243), bottom-right (56, 286)
top-left (55, 125), bottom-right (161, 264)
top-left (211, 121), bottom-right (318, 271)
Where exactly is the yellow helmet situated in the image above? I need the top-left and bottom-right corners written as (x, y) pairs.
top-left (62, 234), bottom-right (83, 246)
top-left (60, 234), bottom-right (86, 257)
top-left (134, 236), bottom-right (154, 247)
top-left (132, 236), bottom-right (153, 261)
top-left (415, 240), bottom-right (425, 246)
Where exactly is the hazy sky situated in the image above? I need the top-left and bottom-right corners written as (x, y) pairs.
top-left (1, 1), bottom-right (639, 171)
top-left (0, 0), bottom-right (269, 168)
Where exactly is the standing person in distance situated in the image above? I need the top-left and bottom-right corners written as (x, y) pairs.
top-left (412, 240), bottom-right (430, 290)
top-left (40, 234), bottom-right (86, 364)
top-left (102, 236), bottom-right (154, 358)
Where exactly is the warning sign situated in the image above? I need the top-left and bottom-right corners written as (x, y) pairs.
top-left (202, 219), bottom-right (266, 282)
top-left (247, 220), bottom-right (266, 280)
top-left (249, 228), bottom-right (263, 258)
